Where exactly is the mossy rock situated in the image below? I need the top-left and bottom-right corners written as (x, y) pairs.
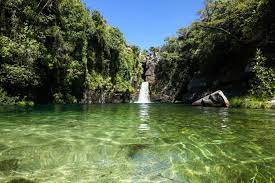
top-left (7, 178), bottom-right (36, 183)
top-left (0, 159), bottom-right (19, 172)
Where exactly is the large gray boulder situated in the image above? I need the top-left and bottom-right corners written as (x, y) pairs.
top-left (192, 90), bottom-right (230, 107)
top-left (268, 97), bottom-right (275, 106)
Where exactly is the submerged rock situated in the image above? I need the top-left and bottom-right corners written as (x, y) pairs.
top-left (7, 178), bottom-right (35, 183)
top-left (0, 159), bottom-right (19, 172)
top-left (192, 90), bottom-right (230, 107)
top-left (121, 144), bottom-right (150, 158)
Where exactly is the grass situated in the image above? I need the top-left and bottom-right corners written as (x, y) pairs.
top-left (229, 96), bottom-right (273, 109)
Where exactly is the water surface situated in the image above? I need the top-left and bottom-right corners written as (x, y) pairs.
top-left (0, 104), bottom-right (274, 182)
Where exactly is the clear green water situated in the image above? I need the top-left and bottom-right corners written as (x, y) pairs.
top-left (0, 104), bottom-right (274, 183)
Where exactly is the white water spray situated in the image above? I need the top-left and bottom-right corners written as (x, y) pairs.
top-left (136, 82), bottom-right (151, 103)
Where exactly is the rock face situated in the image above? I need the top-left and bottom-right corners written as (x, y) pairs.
top-left (151, 94), bottom-right (174, 103)
top-left (81, 90), bottom-right (131, 104)
top-left (192, 90), bottom-right (230, 107)
top-left (187, 78), bottom-right (207, 91)
top-left (142, 50), bottom-right (159, 84)
top-left (145, 61), bottom-right (157, 84)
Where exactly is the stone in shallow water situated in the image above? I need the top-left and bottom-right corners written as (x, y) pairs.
top-left (0, 159), bottom-right (19, 172)
top-left (7, 178), bottom-right (36, 183)
top-left (192, 90), bottom-right (230, 107)
top-left (121, 144), bottom-right (150, 158)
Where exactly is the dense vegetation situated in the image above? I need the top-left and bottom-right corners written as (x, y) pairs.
top-left (152, 0), bottom-right (275, 104)
top-left (0, 0), bottom-right (143, 105)
top-left (1, 0), bottom-right (274, 106)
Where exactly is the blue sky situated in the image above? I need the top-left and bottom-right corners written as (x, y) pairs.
top-left (83, 0), bottom-right (204, 49)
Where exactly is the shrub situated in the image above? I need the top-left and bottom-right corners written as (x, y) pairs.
top-left (230, 96), bottom-right (271, 109)
top-left (53, 93), bottom-right (65, 104)
top-left (249, 49), bottom-right (275, 98)
top-left (0, 88), bottom-right (18, 105)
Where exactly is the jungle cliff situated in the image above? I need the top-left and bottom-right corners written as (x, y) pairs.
top-left (145, 0), bottom-right (275, 104)
top-left (0, 0), bottom-right (143, 104)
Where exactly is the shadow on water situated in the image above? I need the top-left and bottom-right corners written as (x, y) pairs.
top-left (7, 178), bottom-right (36, 183)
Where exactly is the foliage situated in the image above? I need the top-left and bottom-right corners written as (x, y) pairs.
top-left (249, 49), bottom-right (275, 98)
top-left (0, 88), bottom-right (18, 105)
top-left (17, 100), bottom-right (35, 107)
top-left (0, 87), bottom-right (35, 106)
top-left (230, 96), bottom-right (271, 109)
top-left (0, 0), bottom-right (142, 104)
top-left (153, 0), bottom-right (275, 101)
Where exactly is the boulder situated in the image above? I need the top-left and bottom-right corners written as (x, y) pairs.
top-left (268, 97), bottom-right (275, 106)
top-left (192, 90), bottom-right (230, 107)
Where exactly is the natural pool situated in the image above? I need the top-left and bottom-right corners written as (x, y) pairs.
top-left (0, 104), bottom-right (274, 183)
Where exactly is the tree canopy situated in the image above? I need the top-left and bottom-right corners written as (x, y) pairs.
top-left (0, 0), bottom-right (143, 104)
top-left (153, 0), bottom-right (275, 101)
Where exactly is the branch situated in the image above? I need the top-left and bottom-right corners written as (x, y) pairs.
top-left (197, 24), bottom-right (241, 43)
top-left (37, 0), bottom-right (43, 8)
top-left (38, 0), bottom-right (52, 14)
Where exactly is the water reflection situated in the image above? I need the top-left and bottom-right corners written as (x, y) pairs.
top-left (138, 104), bottom-right (150, 122)
top-left (138, 104), bottom-right (150, 131)
top-left (218, 108), bottom-right (229, 122)
top-left (218, 108), bottom-right (229, 129)
top-left (138, 123), bottom-right (150, 131)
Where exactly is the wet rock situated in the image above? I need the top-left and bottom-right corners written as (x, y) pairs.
top-left (7, 178), bottom-right (35, 183)
top-left (192, 90), bottom-right (230, 107)
top-left (142, 49), bottom-right (160, 84)
top-left (268, 97), bottom-right (275, 106)
top-left (0, 159), bottom-right (19, 172)
top-left (145, 61), bottom-right (157, 84)
top-left (151, 94), bottom-right (173, 103)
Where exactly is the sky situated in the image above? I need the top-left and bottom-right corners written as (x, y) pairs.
top-left (83, 0), bottom-right (204, 49)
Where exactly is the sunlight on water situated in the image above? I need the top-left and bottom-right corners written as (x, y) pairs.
top-left (0, 104), bottom-right (274, 182)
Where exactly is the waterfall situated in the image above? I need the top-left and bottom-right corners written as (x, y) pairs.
top-left (136, 82), bottom-right (151, 103)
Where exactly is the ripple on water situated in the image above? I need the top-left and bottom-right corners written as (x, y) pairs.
top-left (0, 104), bottom-right (274, 182)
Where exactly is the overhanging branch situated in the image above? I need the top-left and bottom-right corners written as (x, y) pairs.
top-left (197, 24), bottom-right (241, 43)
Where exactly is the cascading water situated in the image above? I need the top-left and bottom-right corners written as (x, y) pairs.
top-left (136, 82), bottom-right (151, 103)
